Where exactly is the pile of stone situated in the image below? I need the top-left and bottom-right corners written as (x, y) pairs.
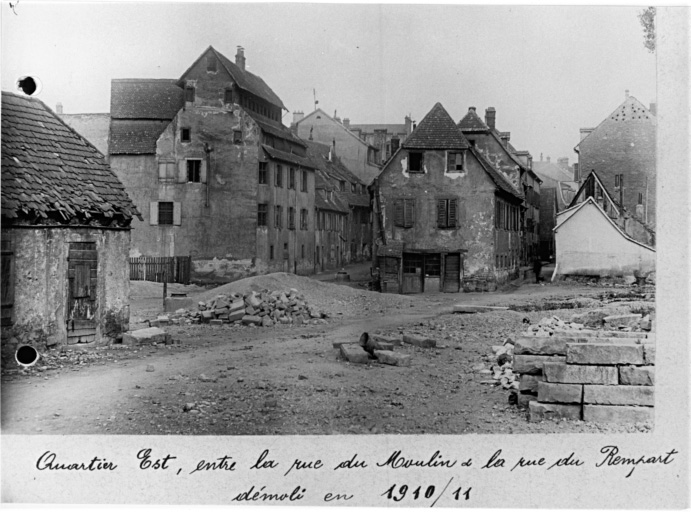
top-left (152, 288), bottom-right (328, 328)
top-left (332, 332), bottom-right (430, 367)
top-left (511, 314), bottom-right (655, 424)
top-left (490, 343), bottom-right (518, 390)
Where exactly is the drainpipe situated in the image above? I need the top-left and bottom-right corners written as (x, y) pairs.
top-left (204, 143), bottom-right (213, 208)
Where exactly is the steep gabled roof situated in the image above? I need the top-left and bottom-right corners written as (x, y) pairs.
top-left (254, 117), bottom-right (306, 148)
top-left (568, 170), bottom-right (621, 210)
top-left (315, 187), bottom-right (350, 213)
top-left (469, 146), bottom-right (523, 200)
top-left (533, 161), bottom-right (574, 186)
top-left (109, 120), bottom-right (171, 155)
top-left (261, 144), bottom-right (316, 169)
top-left (111, 79), bottom-right (184, 120)
top-left (296, 109), bottom-right (379, 151)
top-left (403, 103), bottom-right (469, 150)
top-left (1, 92), bottom-right (139, 224)
top-left (179, 46), bottom-right (286, 110)
top-left (458, 108), bottom-right (489, 132)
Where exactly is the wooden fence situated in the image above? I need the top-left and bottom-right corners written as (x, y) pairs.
top-left (129, 256), bottom-right (192, 285)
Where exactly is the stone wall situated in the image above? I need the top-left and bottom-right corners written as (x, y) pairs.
top-left (514, 328), bottom-right (655, 424)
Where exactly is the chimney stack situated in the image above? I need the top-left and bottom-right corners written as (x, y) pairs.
top-left (235, 46), bottom-right (246, 71)
top-left (625, 89), bottom-right (630, 99)
top-left (404, 115), bottom-right (412, 135)
top-left (292, 111), bottom-right (304, 125)
top-left (557, 157), bottom-right (569, 169)
top-left (485, 107), bottom-right (496, 130)
top-left (649, 102), bottom-right (657, 116)
top-left (56, 102), bottom-right (63, 115)
top-left (391, 135), bottom-right (400, 154)
top-left (499, 131), bottom-right (510, 144)
top-left (343, 118), bottom-right (350, 129)
top-left (573, 163), bottom-right (579, 181)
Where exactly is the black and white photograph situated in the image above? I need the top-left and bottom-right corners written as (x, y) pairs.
top-left (1, 1), bottom-right (688, 507)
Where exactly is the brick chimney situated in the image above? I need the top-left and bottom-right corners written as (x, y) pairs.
top-left (649, 102), bottom-right (657, 116)
top-left (343, 118), bottom-right (350, 129)
top-left (625, 89), bottom-right (630, 99)
top-left (499, 131), bottom-right (510, 144)
top-left (404, 115), bottom-right (412, 135)
top-left (56, 102), bottom-right (63, 115)
top-left (485, 107), bottom-right (496, 130)
top-left (292, 111), bottom-right (304, 124)
top-left (468, 106), bottom-right (476, 113)
top-left (557, 157), bottom-right (569, 169)
top-left (235, 46), bottom-right (246, 71)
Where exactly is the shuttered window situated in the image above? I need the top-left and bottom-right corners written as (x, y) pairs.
top-left (393, 198), bottom-right (415, 228)
top-left (437, 198), bottom-right (457, 228)
top-left (150, 202), bottom-right (181, 226)
top-left (447, 151), bottom-right (465, 172)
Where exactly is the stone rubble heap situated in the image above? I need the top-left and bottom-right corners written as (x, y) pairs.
top-left (509, 313), bottom-right (655, 424)
top-left (332, 332), bottom-right (435, 367)
top-left (152, 288), bottom-right (329, 328)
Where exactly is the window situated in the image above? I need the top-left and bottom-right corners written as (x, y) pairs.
top-left (408, 152), bottom-right (423, 172)
top-left (615, 175), bottom-right (620, 187)
top-left (638, 192), bottom-right (643, 205)
top-left (447, 151), bottom-right (465, 172)
top-left (158, 202), bottom-right (174, 225)
top-left (258, 162), bottom-right (268, 184)
top-left (207, 56), bottom-right (217, 72)
top-left (224, 88), bottom-right (233, 104)
top-left (270, 245), bottom-right (274, 260)
top-left (274, 205), bottom-right (283, 228)
top-left (275, 164), bottom-right (283, 187)
top-left (257, 203), bottom-right (268, 226)
top-left (185, 86), bottom-right (195, 103)
top-left (340, 180), bottom-right (346, 192)
top-left (301, 245), bottom-right (305, 259)
top-left (300, 208), bottom-right (308, 230)
top-left (1, 238), bottom-right (15, 327)
top-left (301, 170), bottom-right (308, 192)
top-left (187, 160), bottom-right (202, 182)
top-left (233, 130), bottom-right (243, 144)
top-left (158, 161), bottom-right (176, 181)
top-left (288, 207), bottom-right (296, 230)
top-left (289, 167), bottom-right (296, 189)
top-left (351, 183), bottom-right (356, 193)
top-left (393, 198), bottom-right (415, 228)
top-left (360, 209), bottom-right (368, 224)
top-left (181, 128), bottom-right (191, 143)
top-left (437, 198), bottom-right (457, 228)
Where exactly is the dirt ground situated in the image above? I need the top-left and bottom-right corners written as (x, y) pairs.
top-left (0, 267), bottom-right (654, 436)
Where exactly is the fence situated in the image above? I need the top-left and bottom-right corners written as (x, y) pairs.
top-left (129, 256), bottom-right (192, 285)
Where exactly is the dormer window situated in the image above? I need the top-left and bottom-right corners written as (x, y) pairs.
top-left (408, 152), bottom-right (424, 173)
top-left (207, 56), bottom-right (217, 73)
top-left (185, 86), bottom-right (195, 103)
top-left (447, 151), bottom-right (465, 173)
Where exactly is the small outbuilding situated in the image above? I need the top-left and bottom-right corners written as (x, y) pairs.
top-left (553, 197), bottom-right (655, 279)
top-left (1, 92), bottom-right (140, 361)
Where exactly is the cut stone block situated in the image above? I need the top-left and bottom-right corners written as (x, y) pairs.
top-left (513, 355), bottom-right (566, 374)
top-left (514, 337), bottom-right (568, 356)
top-left (583, 405), bottom-right (653, 424)
top-left (566, 343), bottom-right (644, 365)
top-left (241, 315), bottom-right (262, 326)
top-left (453, 305), bottom-right (509, 313)
top-left (516, 391), bottom-right (538, 409)
top-left (603, 313), bottom-right (642, 328)
top-left (537, 382), bottom-right (583, 404)
top-left (370, 334), bottom-right (402, 346)
top-left (529, 402), bottom-right (582, 422)
top-left (374, 350), bottom-right (411, 367)
top-left (644, 345), bottom-right (656, 364)
top-left (246, 293), bottom-right (262, 308)
top-left (368, 340), bottom-right (394, 352)
top-left (619, 366), bottom-right (654, 386)
top-left (229, 299), bottom-right (245, 313)
top-left (402, 334), bottom-right (436, 348)
top-left (583, 385), bottom-right (654, 406)
top-left (213, 308), bottom-right (229, 316)
top-left (200, 310), bottom-right (215, 323)
top-left (519, 374), bottom-right (544, 393)
top-left (122, 327), bottom-right (170, 346)
top-left (209, 319), bottom-right (223, 326)
top-left (543, 362), bottom-right (618, 385)
top-left (340, 344), bottom-right (370, 364)
top-left (227, 310), bottom-right (245, 323)
top-left (261, 316), bottom-right (274, 327)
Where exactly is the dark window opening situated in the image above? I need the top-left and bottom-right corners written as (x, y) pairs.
top-left (270, 245), bottom-right (274, 260)
top-left (351, 183), bottom-right (356, 193)
top-left (185, 86), bottom-right (195, 103)
top-left (275, 165), bottom-right (283, 187)
top-left (207, 56), bottom-right (217, 72)
top-left (187, 160), bottom-right (201, 182)
top-left (340, 180), bottom-right (346, 192)
top-left (289, 167), bottom-right (296, 189)
top-left (408, 152), bottom-right (423, 172)
top-left (1, 238), bottom-right (15, 326)
top-left (233, 130), bottom-right (243, 144)
top-left (181, 128), bottom-right (191, 143)
top-left (257, 203), bottom-right (268, 226)
top-left (288, 207), bottom-right (296, 230)
top-left (437, 198), bottom-right (457, 228)
top-left (258, 162), bottom-right (268, 184)
top-left (301, 244), bottom-right (305, 259)
top-left (300, 209), bottom-right (308, 230)
top-left (424, 254), bottom-right (441, 277)
top-left (301, 170), bottom-right (308, 192)
top-left (274, 205), bottom-right (282, 228)
top-left (158, 202), bottom-right (174, 225)
top-left (224, 88), bottom-right (233, 104)
top-left (638, 192), bottom-right (643, 205)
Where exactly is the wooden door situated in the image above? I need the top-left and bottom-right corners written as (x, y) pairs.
top-left (443, 253), bottom-right (462, 292)
top-left (67, 242), bottom-right (97, 344)
top-left (402, 253), bottom-right (423, 294)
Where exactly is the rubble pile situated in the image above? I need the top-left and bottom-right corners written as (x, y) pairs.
top-left (333, 333), bottom-right (415, 367)
top-left (509, 313), bottom-right (655, 424)
top-left (156, 288), bottom-right (329, 328)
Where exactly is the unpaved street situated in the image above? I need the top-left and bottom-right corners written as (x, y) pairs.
top-left (1, 272), bottom-right (653, 436)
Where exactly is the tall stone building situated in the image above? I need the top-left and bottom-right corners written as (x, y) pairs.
top-left (574, 92), bottom-right (656, 228)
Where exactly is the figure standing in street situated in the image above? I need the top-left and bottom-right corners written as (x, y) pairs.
top-left (533, 257), bottom-right (543, 284)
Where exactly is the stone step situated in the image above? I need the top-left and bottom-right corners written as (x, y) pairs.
top-left (583, 404), bottom-right (653, 424)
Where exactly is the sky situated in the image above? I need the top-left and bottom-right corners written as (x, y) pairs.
top-left (2, 2), bottom-right (657, 163)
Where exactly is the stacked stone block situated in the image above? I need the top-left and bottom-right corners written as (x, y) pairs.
top-left (513, 330), bottom-right (655, 424)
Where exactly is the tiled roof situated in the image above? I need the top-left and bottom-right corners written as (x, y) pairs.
top-left (402, 103), bottom-right (469, 150)
top-left (254, 117), bottom-right (306, 148)
top-left (532, 161), bottom-right (574, 187)
top-left (348, 123), bottom-right (407, 134)
top-left (261, 145), bottom-right (316, 169)
top-left (1, 92), bottom-right (139, 224)
top-left (111, 79), bottom-right (184, 120)
top-left (470, 147), bottom-right (523, 200)
top-left (210, 47), bottom-right (286, 110)
top-left (458, 108), bottom-right (490, 132)
top-left (109, 120), bottom-right (171, 155)
top-left (315, 187), bottom-right (350, 213)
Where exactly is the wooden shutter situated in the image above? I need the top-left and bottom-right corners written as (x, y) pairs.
top-left (150, 202), bottom-right (159, 225)
top-left (158, 163), bottom-right (167, 180)
top-left (449, 199), bottom-right (457, 227)
top-left (173, 202), bottom-right (182, 226)
top-left (178, 160), bottom-right (187, 183)
top-left (200, 159), bottom-right (207, 184)
top-left (404, 199), bottom-right (415, 227)
top-left (437, 199), bottom-right (447, 228)
top-left (394, 199), bottom-right (404, 227)
top-left (447, 152), bottom-right (455, 171)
